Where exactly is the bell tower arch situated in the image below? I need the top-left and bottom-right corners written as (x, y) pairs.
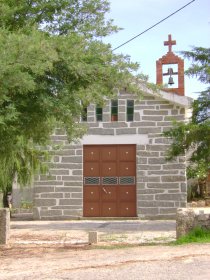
top-left (156, 34), bottom-right (185, 96)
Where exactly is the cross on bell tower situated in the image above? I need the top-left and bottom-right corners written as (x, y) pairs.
top-left (156, 34), bottom-right (185, 96)
top-left (164, 34), bottom-right (176, 53)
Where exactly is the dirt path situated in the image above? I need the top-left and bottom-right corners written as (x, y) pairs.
top-left (1, 220), bottom-right (210, 279)
top-left (1, 244), bottom-right (210, 280)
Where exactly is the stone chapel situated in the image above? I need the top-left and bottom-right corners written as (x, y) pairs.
top-left (32, 35), bottom-right (192, 220)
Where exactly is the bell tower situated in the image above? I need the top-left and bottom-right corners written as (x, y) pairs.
top-left (156, 34), bottom-right (185, 96)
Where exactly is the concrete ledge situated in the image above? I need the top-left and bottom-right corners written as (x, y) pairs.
top-left (176, 208), bottom-right (210, 239)
top-left (0, 208), bottom-right (10, 244)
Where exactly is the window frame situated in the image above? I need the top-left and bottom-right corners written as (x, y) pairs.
top-left (111, 100), bottom-right (118, 122)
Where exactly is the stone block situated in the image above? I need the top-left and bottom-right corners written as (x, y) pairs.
top-left (161, 176), bottom-right (186, 182)
top-left (64, 182), bottom-right (83, 187)
top-left (154, 138), bottom-right (172, 144)
top-left (34, 186), bottom-right (55, 193)
top-left (142, 116), bottom-right (163, 121)
top-left (137, 207), bottom-right (159, 215)
top-left (148, 145), bottom-right (169, 151)
top-left (148, 158), bottom-right (166, 164)
top-left (163, 164), bottom-right (186, 170)
top-left (155, 193), bottom-right (184, 201)
top-left (148, 170), bottom-right (179, 175)
top-left (41, 193), bottom-right (63, 198)
top-left (50, 169), bottom-right (70, 175)
top-left (61, 156), bottom-right (82, 163)
top-left (40, 209), bottom-right (62, 217)
top-left (55, 187), bottom-right (82, 193)
top-left (72, 170), bottom-right (83, 175)
top-left (137, 189), bottom-right (165, 194)
top-left (164, 115), bottom-right (185, 121)
top-left (71, 193), bottom-right (83, 199)
top-left (137, 158), bottom-right (147, 164)
top-left (143, 110), bottom-right (168, 115)
top-left (138, 151), bottom-right (159, 157)
top-left (176, 208), bottom-right (195, 239)
top-left (62, 176), bottom-right (82, 182)
top-left (118, 113), bottom-right (126, 122)
top-left (146, 101), bottom-right (168, 105)
top-left (137, 200), bottom-right (175, 207)
top-left (138, 176), bottom-right (160, 183)
top-left (0, 208), bottom-right (10, 244)
top-left (147, 183), bottom-right (179, 189)
top-left (160, 208), bottom-right (177, 214)
top-left (137, 164), bottom-right (161, 170)
top-left (35, 181), bottom-right (63, 186)
top-left (53, 163), bottom-right (82, 169)
top-left (130, 121), bottom-right (156, 127)
top-left (59, 199), bottom-right (82, 206)
top-left (116, 128), bottom-right (136, 135)
top-left (103, 122), bottom-right (128, 128)
top-left (89, 231), bottom-right (98, 244)
top-left (34, 199), bottom-right (57, 207)
top-left (88, 128), bottom-right (114, 135)
top-left (138, 127), bottom-right (161, 134)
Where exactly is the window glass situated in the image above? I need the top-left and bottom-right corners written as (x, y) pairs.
top-left (127, 100), bottom-right (134, 121)
top-left (81, 107), bottom-right (87, 122)
top-left (111, 100), bottom-right (118, 121)
top-left (96, 106), bottom-right (103, 122)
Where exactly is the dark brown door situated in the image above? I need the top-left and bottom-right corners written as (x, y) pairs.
top-left (83, 145), bottom-right (136, 217)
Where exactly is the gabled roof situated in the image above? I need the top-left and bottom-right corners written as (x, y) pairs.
top-left (138, 83), bottom-right (193, 108)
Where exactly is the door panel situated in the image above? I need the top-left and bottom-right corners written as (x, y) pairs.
top-left (84, 202), bottom-right (100, 217)
top-left (101, 162), bottom-right (117, 176)
top-left (101, 186), bottom-right (117, 201)
top-left (119, 186), bottom-right (136, 201)
top-left (84, 147), bottom-right (100, 161)
top-left (101, 147), bottom-right (117, 161)
top-left (84, 162), bottom-right (100, 176)
top-left (119, 146), bottom-right (136, 161)
top-left (119, 202), bottom-right (136, 217)
top-left (119, 162), bottom-right (136, 176)
top-left (84, 186), bottom-right (100, 201)
top-left (101, 202), bottom-right (117, 217)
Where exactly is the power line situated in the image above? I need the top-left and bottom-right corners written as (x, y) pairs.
top-left (112, 0), bottom-right (196, 51)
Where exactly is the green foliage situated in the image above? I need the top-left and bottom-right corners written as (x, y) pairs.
top-left (164, 47), bottom-right (210, 181)
top-left (174, 227), bottom-right (210, 245)
top-left (0, 0), bottom-right (141, 193)
top-left (0, 136), bottom-right (49, 194)
top-left (180, 47), bottom-right (210, 85)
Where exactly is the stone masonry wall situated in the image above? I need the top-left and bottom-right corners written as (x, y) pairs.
top-left (176, 208), bottom-right (210, 239)
top-left (33, 93), bottom-right (187, 220)
top-left (0, 208), bottom-right (10, 244)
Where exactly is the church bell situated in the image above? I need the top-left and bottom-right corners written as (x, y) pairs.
top-left (168, 76), bottom-right (174, 85)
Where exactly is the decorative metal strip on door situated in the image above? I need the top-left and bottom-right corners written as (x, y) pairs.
top-left (119, 176), bottom-right (135, 185)
top-left (84, 177), bottom-right (100, 185)
top-left (102, 177), bottom-right (118, 185)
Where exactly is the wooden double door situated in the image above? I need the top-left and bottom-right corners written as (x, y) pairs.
top-left (83, 145), bottom-right (136, 217)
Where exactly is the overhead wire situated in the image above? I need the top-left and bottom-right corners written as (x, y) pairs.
top-left (112, 0), bottom-right (196, 51)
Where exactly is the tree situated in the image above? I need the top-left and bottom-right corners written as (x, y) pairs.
top-left (0, 0), bottom-right (140, 200)
top-left (164, 47), bottom-right (210, 196)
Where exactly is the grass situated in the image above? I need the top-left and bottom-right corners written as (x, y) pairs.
top-left (173, 227), bottom-right (210, 245)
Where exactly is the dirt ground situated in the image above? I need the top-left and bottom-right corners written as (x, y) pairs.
top-left (1, 220), bottom-right (210, 280)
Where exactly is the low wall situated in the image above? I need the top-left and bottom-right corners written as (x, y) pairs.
top-left (0, 208), bottom-right (10, 244)
top-left (176, 208), bottom-right (210, 239)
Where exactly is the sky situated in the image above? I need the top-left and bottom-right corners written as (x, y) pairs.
top-left (104, 0), bottom-right (210, 99)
